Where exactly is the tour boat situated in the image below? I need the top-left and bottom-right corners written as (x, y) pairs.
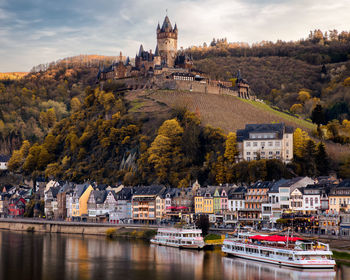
top-left (150, 227), bottom-right (205, 249)
top-left (222, 233), bottom-right (336, 269)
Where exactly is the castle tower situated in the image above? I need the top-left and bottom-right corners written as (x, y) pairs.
top-left (157, 16), bottom-right (178, 67)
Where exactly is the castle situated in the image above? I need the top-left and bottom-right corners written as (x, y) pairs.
top-left (97, 15), bottom-right (193, 80)
top-left (96, 15), bottom-right (252, 100)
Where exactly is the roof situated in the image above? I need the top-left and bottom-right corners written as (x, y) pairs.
top-left (49, 186), bottom-right (60, 198)
top-left (133, 185), bottom-right (165, 196)
top-left (161, 15), bottom-right (173, 32)
top-left (93, 190), bottom-right (107, 204)
top-left (114, 187), bottom-right (133, 200)
top-left (250, 181), bottom-right (273, 189)
top-left (75, 183), bottom-right (90, 198)
top-left (236, 123), bottom-right (294, 142)
top-left (228, 186), bottom-right (246, 199)
top-left (0, 155), bottom-right (10, 162)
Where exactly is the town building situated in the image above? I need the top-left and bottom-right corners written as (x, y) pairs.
top-left (236, 123), bottom-right (294, 163)
top-left (132, 185), bottom-right (165, 224)
top-left (238, 181), bottom-right (272, 224)
top-left (328, 180), bottom-right (350, 214)
top-left (0, 155), bottom-right (10, 170)
top-left (224, 186), bottom-right (246, 224)
top-left (44, 186), bottom-right (60, 219)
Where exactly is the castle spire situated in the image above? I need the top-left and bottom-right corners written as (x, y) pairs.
top-left (161, 15), bottom-right (172, 32)
top-left (154, 44), bottom-right (159, 56)
top-left (157, 22), bottom-right (160, 32)
top-left (138, 44), bottom-right (144, 56)
top-left (173, 23), bottom-right (178, 32)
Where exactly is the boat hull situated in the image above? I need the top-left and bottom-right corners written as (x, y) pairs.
top-left (150, 239), bottom-right (205, 249)
top-left (222, 248), bottom-right (336, 269)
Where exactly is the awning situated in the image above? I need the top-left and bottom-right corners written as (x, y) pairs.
top-left (250, 235), bottom-right (303, 242)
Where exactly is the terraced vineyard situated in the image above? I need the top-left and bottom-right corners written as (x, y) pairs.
top-left (149, 90), bottom-right (315, 133)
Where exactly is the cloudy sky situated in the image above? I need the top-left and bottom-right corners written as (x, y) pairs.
top-left (1, 0), bottom-right (350, 72)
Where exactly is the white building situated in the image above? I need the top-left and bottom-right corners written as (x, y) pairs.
top-left (0, 155), bottom-right (10, 170)
top-left (302, 186), bottom-right (322, 214)
top-left (225, 186), bottom-right (246, 224)
top-left (236, 123), bottom-right (294, 163)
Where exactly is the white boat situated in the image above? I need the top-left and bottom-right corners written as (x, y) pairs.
top-left (222, 233), bottom-right (336, 269)
top-left (150, 227), bottom-right (205, 249)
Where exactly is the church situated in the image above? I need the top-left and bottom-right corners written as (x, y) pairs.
top-left (97, 15), bottom-right (193, 81)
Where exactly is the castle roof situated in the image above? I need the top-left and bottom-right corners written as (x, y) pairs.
top-left (154, 44), bottom-right (159, 56)
top-left (161, 15), bottom-right (173, 32)
top-left (138, 44), bottom-right (144, 56)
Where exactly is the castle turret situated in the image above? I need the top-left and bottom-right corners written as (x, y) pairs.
top-left (153, 44), bottom-right (161, 65)
top-left (157, 15), bottom-right (177, 67)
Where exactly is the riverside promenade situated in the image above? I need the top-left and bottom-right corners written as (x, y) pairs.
top-left (0, 218), bottom-right (159, 235)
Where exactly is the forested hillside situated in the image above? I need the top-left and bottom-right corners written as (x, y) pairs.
top-left (188, 30), bottom-right (350, 123)
top-left (0, 55), bottom-right (116, 154)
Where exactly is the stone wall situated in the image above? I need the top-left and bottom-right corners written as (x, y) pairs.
top-left (0, 219), bottom-right (157, 236)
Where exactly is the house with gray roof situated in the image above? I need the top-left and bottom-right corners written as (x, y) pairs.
top-left (236, 123), bottom-right (294, 163)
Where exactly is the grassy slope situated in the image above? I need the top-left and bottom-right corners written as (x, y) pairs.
top-left (125, 89), bottom-right (350, 160)
top-left (148, 90), bottom-right (316, 133)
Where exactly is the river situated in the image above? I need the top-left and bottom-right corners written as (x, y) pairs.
top-left (0, 230), bottom-right (348, 280)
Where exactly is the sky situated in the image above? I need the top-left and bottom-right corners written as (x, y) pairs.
top-left (0, 0), bottom-right (350, 72)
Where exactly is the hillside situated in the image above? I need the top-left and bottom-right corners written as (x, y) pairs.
top-left (0, 72), bottom-right (28, 80)
top-left (126, 89), bottom-right (350, 161)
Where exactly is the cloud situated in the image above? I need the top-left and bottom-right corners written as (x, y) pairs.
top-left (0, 0), bottom-right (350, 72)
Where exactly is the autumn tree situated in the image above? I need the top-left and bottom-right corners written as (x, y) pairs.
top-left (224, 132), bottom-right (238, 164)
top-left (8, 140), bottom-right (31, 171)
top-left (293, 128), bottom-right (310, 157)
top-left (148, 119), bottom-right (184, 186)
top-left (298, 91), bottom-right (311, 103)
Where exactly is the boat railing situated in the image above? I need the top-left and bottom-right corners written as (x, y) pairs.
top-left (227, 239), bottom-right (330, 251)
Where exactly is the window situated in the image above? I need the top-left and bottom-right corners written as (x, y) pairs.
top-left (253, 152), bottom-right (257, 155)
top-left (246, 152), bottom-right (251, 155)
top-left (253, 142), bottom-right (258, 147)
top-left (286, 150), bottom-right (289, 154)
top-left (315, 198), bottom-right (318, 204)
top-left (261, 142), bottom-right (265, 147)
top-left (275, 141), bottom-right (280, 147)
top-left (246, 142), bottom-right (251, 147)
top-left (268, 142), bottom-right (273, 146)
top-left (269, 151), bottom-right (273, 155)
top-left (286, 142), bottom-right (289, 146)
top-left (247, 157), bottom-right (251, 161)
top-left (261, 152), bottom-right (265, 155)
top-left (305, 198), bottom-right (309, 204)
top-left (310, 198), bottom-right (313, 206)
top-left (276, 151), bottom-right (280, 155)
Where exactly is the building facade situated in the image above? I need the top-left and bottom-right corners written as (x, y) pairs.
top-left (237, 123), bottom-right (294, 163)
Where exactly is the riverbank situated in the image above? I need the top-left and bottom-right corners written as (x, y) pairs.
top-left (0, 218), bottom-right (158, 236)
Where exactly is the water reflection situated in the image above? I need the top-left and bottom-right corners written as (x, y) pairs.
top-left (222, 257), bottom-right (336, 280)
top-left (0, 230), bottom-right (349, 280)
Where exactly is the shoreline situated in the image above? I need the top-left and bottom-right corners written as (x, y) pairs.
top-left (2, 218), bottom-right (350, 250)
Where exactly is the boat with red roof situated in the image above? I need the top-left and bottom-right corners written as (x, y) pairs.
top-left (222, 232), bottom-right (336, 269)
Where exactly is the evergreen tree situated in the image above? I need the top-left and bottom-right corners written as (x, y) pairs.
top-left (315, 142), bottom-right (330, 175)
top-left (302, 139), bottom-right (317, 176)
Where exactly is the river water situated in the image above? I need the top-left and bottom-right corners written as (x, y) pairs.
top-left (0, 230), bottom-right (348, 280)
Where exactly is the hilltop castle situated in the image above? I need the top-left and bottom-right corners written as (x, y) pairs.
top-left (97, 15), bottom-right (193, 80)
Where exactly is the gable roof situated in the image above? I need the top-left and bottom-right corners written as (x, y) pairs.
top-left (0, 155), bottom-right (11, 162)
top-left (133, 185), bottom-right (165, 196)
top-left (236, 123), bottom-right (293, 142)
